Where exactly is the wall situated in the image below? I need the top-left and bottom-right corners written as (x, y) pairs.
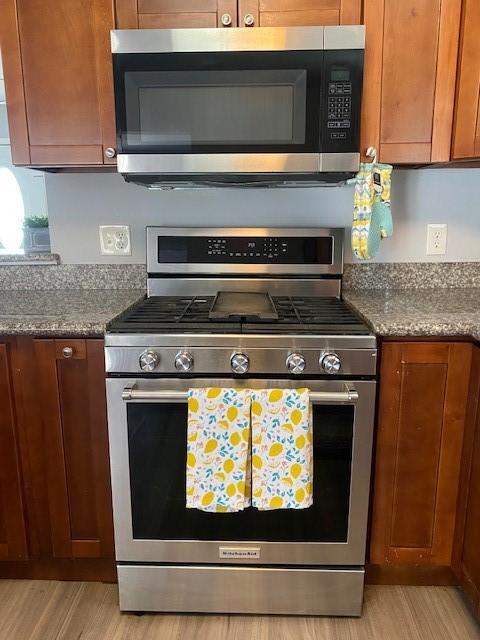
top-left (45, 168), bottom-right (480, 264)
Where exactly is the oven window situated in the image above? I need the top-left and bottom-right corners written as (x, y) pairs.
top-left (127, 403), bottom-right (353, 543)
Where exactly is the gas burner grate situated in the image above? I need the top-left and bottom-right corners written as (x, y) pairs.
top-left (108, 295), bottom-right (369, 335)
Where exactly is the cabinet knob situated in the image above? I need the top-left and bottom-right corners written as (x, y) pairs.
top-left (221, 13), bottom-right (232, 26)
top-left (244, 13), bottom-right (255, 26)
top-left (105, 147), bottom-right (116, 159)
top-left (62, 347), bottom-right (73, 359)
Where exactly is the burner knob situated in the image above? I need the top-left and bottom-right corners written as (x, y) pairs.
top-left (231, 352), bottom-right (249, 375)
top-left (139, 350), bottom-right (160, 372)
top-left (175, 351), bottom-right (194, 372)
top-left (286, 353), bottom-right (306, 375)
top-left (321, 352), bottom-right (342, 374)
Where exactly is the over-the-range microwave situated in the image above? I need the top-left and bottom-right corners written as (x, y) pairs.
top-left (111, 26), bottom-right (365, 189)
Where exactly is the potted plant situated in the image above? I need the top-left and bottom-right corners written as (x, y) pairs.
top-left (23, 215), bottom-right (50, 254)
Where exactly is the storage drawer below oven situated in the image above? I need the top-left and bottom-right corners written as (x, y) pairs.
top-left (117, 564), bottom-right (364, 616)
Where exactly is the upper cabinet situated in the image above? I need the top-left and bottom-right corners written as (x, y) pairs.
top-left (116, 1), bottom-right (239, 29)
top-left (2, 0), bottom-right (480, 168)
top-left (237, 0), bottom-right (361, 28)
top-left (452, 0), bottom-right (480, 160)
top-left (0, 0), bottom-right (116, 167)
top-left (361, 0), bottom-right (462, 164)
top-left (115, 0), bottom-right (361, 29)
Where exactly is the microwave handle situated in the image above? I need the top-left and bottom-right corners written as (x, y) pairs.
top-left (121, 384), bottom-right (358, 404)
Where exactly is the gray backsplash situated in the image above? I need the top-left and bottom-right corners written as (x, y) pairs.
top-left (1, 261), bottom-right (479, 291)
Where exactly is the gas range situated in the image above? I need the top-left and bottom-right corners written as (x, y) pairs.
top-left (106, 227), bottom-right (376, 378)
top-left (105, 227), bottom-right (377, 616)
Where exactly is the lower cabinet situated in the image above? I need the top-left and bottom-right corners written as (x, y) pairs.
top-left (0, 337), bottom-right (114, 581)
top-left (453, 345), bottom-right (480, 618)
top-left (34, 339), bottom-right (114, 561)
top-left (0, 340), bottom-right (28, 560)
top-left (369, 341), bottom-right (472, 581)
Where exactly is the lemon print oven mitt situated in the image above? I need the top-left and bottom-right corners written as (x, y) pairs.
top-left (251, 388), bottom-right (313, 511)
top-left (186, 388), bottom-right (251, 513)
top-left (352, 162), bottom-right (393, 260)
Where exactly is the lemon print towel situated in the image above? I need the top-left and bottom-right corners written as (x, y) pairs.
top-left (251, 389), bottom-right (313, 511)
top-left (186, 388), bottom-right (251, 513)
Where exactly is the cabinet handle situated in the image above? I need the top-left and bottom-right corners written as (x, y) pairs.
top-left (105, 147), bottom-right (116, 159)
top-left (221, 13), bottom-right (232, 26)
top-left (244, 13), bottom-right (255, 26)
top-left (62, 347), bottom-right (73, 359)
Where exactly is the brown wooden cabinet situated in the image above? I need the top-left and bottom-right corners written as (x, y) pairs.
top-left (369, 342), bottom-right (472, 580)
top-left (115, 0), bottom-right (361, 29)
top-left (33, 339), bottom-right (114, 561)
top-left (237, 0), bottom-right (361, 28)
top-left (116, 0), bottom-right (239, 28)
top-left (0, 337), bottom-right (114, 581)
top-left (0, 0), bottom-right (116, 167)
top-left (453, 346), bottom-right (480, 619)
top-left (0, 340), bottom-right (28, 561)
top-left (452, 0), bottom-right (480, 160)
top-left (361, 0), bottom-right (462, 164)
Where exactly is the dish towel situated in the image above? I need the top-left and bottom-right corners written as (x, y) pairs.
top-left (186, 388), bottom-right (251, 512)
top-left (250, 389), bottom-right (313, 510)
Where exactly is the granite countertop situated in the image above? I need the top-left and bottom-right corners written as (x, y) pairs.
top-left (344, 288), bottom-right (480, 341)
top-left (0, 289), bottom-right (145, 337)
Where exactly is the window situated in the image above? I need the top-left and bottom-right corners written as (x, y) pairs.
top-left (0, 167), bottom-right (24, 253)
top-left (0, 51), bottom-right (48, 255)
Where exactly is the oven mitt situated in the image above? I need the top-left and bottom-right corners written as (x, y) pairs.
top-left (186, 388), bottom-right (251, 512)
top-left (373, 163), bottom-right (393, 238)
top-left (352, 162), bottom-right (380, 260)
top-left (250, 388), bottom-right (313, 511)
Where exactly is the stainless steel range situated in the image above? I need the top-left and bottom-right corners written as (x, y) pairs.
top-left (105, 227), bottom-right (377, 616)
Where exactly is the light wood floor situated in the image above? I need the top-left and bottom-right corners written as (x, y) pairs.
top-left (0, 580), bottom-right (478, 640)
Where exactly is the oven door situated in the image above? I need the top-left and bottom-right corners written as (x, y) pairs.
top-left (111, 29), bottom-right (363, 178)
top-left (107, 377), bottom-right (375, 566)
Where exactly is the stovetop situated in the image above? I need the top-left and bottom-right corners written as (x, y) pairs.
top-left (107, 295), bottom-right (370, 336)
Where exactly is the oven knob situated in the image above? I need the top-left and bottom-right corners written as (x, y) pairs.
top-left (231, 352), bottom-right (249, 375)
top-left (139, 350), bottom-right (160, 372)
top-left (286, 353), bottom-right (306, 375)
top-left (321, 352), bottom-right (342, 374)
top-left (175, 351), bottom-right (194, 372)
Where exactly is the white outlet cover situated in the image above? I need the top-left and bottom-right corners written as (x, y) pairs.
top-left (99, 225), bottom-right (131, 256)
top-left (426, 223), bottom-right (447, 256)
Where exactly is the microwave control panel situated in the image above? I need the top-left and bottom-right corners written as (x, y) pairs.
top-left (322, 50), bottom-right (363, 153)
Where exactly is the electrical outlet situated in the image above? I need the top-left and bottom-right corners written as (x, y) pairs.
top-left (426, 224), bottom-right (447, 255)
top-left (99, 225), bottom-right (131, 256)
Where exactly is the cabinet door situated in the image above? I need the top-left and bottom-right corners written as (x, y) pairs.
top-left (34, 340), bottom-right (114, 560)
top-left (453, 347), bottom-right (480, 619)
top-left (370, 342), bottom-right (471, 571)
top-left (238, 0), bottom-right (360, 28)
top-left (0, 0), bottom-right (116, 167)
top-left (452, 0), bottom-right (480, 160)
top-left (361, 0), bottom-right (461, 164)
top-left (0, 341), bottom-right (28, 560)
top-left (115, 0), bottom-right (238, 29)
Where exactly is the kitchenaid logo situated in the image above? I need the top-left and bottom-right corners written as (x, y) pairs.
top-left (219, 547), bottom-right (261, 560)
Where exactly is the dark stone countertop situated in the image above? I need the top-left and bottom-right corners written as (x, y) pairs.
top-left (343, 288), bottom-right (480, 341)
top-left (0, 289), bottom-right (145, 337)
top-left (1, 286), bottom-right (479, 341)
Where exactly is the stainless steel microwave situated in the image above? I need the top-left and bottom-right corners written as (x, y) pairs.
top-left (111, 26), bottom-right (365, 188)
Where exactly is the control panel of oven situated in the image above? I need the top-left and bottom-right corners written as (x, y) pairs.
top-left (157, 235), bottom-right (334, 265)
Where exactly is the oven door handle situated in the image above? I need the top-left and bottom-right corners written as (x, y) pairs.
top-left (121, 384), bottom-right (359, 404)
